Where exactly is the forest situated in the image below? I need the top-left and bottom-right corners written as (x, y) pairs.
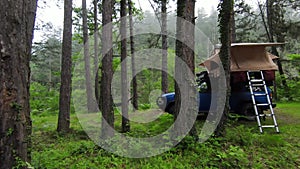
top-left (0, 0), bottom-right (300, 168)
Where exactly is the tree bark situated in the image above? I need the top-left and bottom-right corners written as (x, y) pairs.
top-left (83, 0), bottom-right (97, 112)
top-left (94, 0), bottom-right (100, 104)
top-left (161, 0), bottom-right (168, 93)
top-left (0, 0), bottom-right (37, 167)
top-left (57, 0), bottom-right (73, 133)
top-left (100, 0), bottom-right (115, 139)
top-left (174, 0), bottom-right (198, 140)
top-left (215, 0), bottom-right (234, 136)
top-left (121, 0), bottom-right (130, 132)
top-left (231, 12), bottom-right (237, 42)
top-left (128, 0), bottom-right (138, 110)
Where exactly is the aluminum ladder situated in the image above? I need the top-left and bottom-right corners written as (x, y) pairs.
top-left (246, 70), bottom-right (280, 133)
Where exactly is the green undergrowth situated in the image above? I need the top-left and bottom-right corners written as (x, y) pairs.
top-left (30, 103), bottom-right (300, 169)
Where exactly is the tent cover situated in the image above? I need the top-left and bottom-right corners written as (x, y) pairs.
top-left (200, 43), bottom-right (283, 72)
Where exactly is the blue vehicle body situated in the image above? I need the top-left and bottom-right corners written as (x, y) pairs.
top-left (158, 90), bottom-right (273, 115)
top-left (157, 71), bottom-right (275, 115)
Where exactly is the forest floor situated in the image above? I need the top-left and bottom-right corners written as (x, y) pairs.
top-left (30, 103), bottom-right (300, 169)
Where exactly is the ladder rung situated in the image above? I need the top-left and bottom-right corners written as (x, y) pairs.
top-left (261, 125), bottom-right (276, 128)
top-left (250, 79), bottom-right (264, 82)
top-left (253, 93), bottom-right (267, 96)
top-left (256, 103), bottom-right (270, 106)
top-left (259, 114), bottom-right (273, 117)
top-left (251, 84), bottom-right (264, 87)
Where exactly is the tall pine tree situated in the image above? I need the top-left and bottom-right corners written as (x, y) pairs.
top-left (0, 0), bottom-right (37, 167)
top-left (57, 0), bottom-right (73, 133)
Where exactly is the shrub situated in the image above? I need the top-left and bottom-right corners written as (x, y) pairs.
top-left (30, 82), bottom-right (59, 116)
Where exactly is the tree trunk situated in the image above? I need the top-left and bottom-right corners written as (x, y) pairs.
top-left (161, 0), bottom-right (168, 93)
top-left (258, 2), bottom-right (272, 41)
top-left (0, 0), bottom-right (37, 167)
top-left (174, 0), bottom-right (198, 140)
top-left (120, 0), bottom-right (130, 132)
top-left (266, 0), bottom-right (288, 92)
top-left (128, 0), bottom-right (138, 110)
top-left (231, 12), bottom-right (237, 42)
top-left (57, 0), bottom-right (73, 133)
top-left (266, 0), bottom-right (275, 43)
top-left (83, 0), bottom-right (97, 112)
top-left (215, 0), bottom-right (234, 136)
top-left (94, 0), bottom-right (100, 104)
top-left (100, 0), bottom-right (114, 139)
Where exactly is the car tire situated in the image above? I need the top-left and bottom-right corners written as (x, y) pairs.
top-left (240, 103), bottom-right (254, 115)
top-left (167, 103), bottom-right (175, 115)
top-left (239, 103), bottom-right (255, 121)
top-left (239, 103), bottom-right (260, 121)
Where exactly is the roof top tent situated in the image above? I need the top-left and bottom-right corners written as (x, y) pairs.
top-left (198, 42), bottom-right (285, 96)
top-left (199, 43), bottom-right (284, 133)
top-left (200, 43), bottom-right (284, 74)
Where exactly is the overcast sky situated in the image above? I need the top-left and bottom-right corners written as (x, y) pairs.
top-left (37, 0), bottom-right (219, 28)
top-left (136, 0), bottom-right (219, 13)
top-left (34, 0), bottom-right (219, 41)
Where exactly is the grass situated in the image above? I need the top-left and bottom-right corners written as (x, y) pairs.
top-left (30, 102), bottom-right (300, 169)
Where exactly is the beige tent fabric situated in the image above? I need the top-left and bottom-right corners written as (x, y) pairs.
top-left (268, 52), bottom-right (279, 60)
top-left (230, 46), bottom-right (278, 71)
top-left (200, 45), bottom-right (279, 72)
